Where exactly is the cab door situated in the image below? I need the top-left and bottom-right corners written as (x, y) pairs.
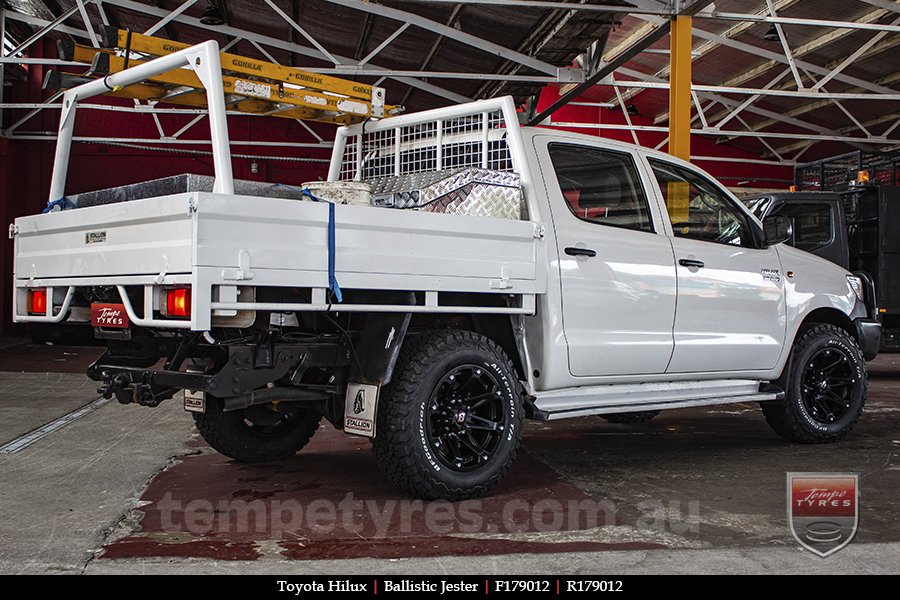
top-left (645, 158), bottom-right (787, 373)
top-left (538, 141), bottom-right (677, 377)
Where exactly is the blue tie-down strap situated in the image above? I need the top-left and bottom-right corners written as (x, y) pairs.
top-left (301, 188), bottom-right (343, 303)
top-left (42, 197), bottom-right (75, 213)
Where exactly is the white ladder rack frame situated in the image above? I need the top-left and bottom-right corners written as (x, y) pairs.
top-left (48, 40), bottom-right (234, 202)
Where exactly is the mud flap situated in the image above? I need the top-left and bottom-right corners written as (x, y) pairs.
top-left (183, 389), bottom-right (206, 413)
top-left (344, 382), bottom-right (379, 438)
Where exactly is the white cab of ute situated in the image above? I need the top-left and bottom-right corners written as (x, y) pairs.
top-left (521, 129), bottom-right (877, 422)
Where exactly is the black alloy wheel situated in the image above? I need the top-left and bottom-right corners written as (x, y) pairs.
top-left (426, 364), bottom-right (507, 472)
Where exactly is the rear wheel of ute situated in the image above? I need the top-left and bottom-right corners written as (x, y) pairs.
top-left (193, 397), bottom-right (322, 462)
top-left (373, 330), bottom-right (524, 501)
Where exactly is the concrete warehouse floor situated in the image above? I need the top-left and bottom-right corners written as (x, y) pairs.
top-left (0, 340), bottom-right (897, 574)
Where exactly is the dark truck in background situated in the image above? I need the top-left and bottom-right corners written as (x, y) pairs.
top-left (743, 150), bottom-right (900, 350)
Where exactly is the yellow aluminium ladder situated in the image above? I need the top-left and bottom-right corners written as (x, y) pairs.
top-left (48, 27), bottom-right (400, 126)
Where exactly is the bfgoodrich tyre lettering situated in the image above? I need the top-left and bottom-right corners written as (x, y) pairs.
top-left (762, 324), bottom-right (866, 444)
top-left (373, 329), bottom-right (525, 501)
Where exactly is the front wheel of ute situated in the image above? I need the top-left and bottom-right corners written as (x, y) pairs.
top-left (193, 398), bottom-right (322, 462)
top-left (762, 324), bottom-right (867, 444)
top-left (373, 330), bottom-right (524, 500)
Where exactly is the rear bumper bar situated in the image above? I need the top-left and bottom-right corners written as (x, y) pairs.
top-left (13, 276), bottom-right (194, 329)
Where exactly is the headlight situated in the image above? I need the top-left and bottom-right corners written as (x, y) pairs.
top-left (847, 275), bottom-right (864, 302)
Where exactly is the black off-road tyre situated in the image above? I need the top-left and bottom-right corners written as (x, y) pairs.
top-left (762, 324), bottom-right (867, 444)
top-left (193, 398), bottom-right (322, 462)
top-left (602, 410), bottom-right (660, 424)
top-left (372, 329), bottom-right (524, 500)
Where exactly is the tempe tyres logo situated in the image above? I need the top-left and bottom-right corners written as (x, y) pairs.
top-left (787, 472), bottom-right (859, 557)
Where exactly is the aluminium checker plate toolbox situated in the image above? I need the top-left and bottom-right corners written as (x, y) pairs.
top-left (368, 168), bottom-right (524, 220)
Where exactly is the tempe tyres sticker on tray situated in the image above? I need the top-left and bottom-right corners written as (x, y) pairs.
top-left (91, 303), bottom-right (130, 328)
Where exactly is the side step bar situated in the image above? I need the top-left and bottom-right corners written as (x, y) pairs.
top-left (530, 379), bottom-right (783, 421)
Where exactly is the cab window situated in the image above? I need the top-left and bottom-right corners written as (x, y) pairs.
top-left (550, 144), bottom-right (654, 233)
top-left (649, 159), bottom-right (757, 248)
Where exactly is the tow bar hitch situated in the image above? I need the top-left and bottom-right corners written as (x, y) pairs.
top-left (98, 372), bottom-right (171, 407)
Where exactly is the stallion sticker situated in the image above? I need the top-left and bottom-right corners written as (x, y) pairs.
top-left (788, 472), bottom-right (859, 557)
top-left (344, 383), bottom-right (379, 438)
top-left (85, 230), bottom-right (107, 245)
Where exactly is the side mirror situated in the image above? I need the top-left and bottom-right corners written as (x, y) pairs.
top-left (764, 214), bottom-right (792, 246)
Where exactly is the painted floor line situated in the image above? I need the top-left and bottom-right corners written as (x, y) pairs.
top-left (0, 397), bottom-right (112, 455)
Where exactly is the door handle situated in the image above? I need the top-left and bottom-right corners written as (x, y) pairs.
top-left (678, 258), bottom-right (705, 268)
top-left (565, 247), bottom-right (597, 258)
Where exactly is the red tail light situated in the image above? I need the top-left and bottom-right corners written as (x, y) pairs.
top-left (28, 289), bottom-right (48, 315)
top-left (165, 287), bottom-right (192, 318)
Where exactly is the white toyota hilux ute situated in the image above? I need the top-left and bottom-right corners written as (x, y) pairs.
top-left (11, 42), bottom-right (881, 500)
